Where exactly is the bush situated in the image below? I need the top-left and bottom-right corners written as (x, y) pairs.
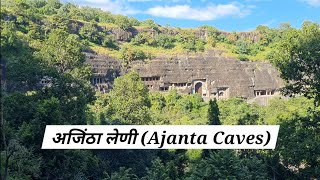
top-left (182, 38), bottom-right (205, 52)
top-left (155, 34), bottom-right (175, 49)
top-left (207, 36), bottom-right (216, 47)
top-left (249, 44), bottom-right (264, 56)
top-left (114, 15), bottom-right (132, 30)
top-left (131, 33), bottom-right (147, 45)
top-left (120, 46), bottom-right (147, 62)
top-left (102, 34), bottom-right (118, 49)
top-left (235, 39), bottom-right (250, 55)
top-left (141, 19), bottom-right (159, 31)
top-left (217, 34), bottom-right (227, 42)
top-left (128, 17), bottom-right (140, 26)
top-left (98, 12), bottom-right (115, 23)
top-left (131, 32), bottom-right (155, 46)
top-left (79, 23), bottom-right (101, 43)
top-left (238, 54), bottom-right (249, 61)
top-left (195, 40), bottom-right (205, 51)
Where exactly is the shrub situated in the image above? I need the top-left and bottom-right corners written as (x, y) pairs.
top-left (238, 54), bottom-right (249, 61)
top-left (79, 23), bottom-right (101, 43)
top-left (207, 36), bottom-right (216, 47)
top-left (141, 19), bottom-right (159, 31)
top-left (155, 34), bottom-right (175, 49)
top-left (114, 15), bottom-right (132, 30)
top-left (102, 34), bottom-right (118, 49)
top-left (182, 38), bottom-right (205, 52)
top-left (120, 46), bottom-right (147, 62)
top-left (131, 33), bottom-right (147, 45)
top-left (235, 39), bottom-right (250, 55)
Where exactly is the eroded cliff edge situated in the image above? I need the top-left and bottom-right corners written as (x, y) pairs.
top-left (86, 52), bottom-right (283, 103)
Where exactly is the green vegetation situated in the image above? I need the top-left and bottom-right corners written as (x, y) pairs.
top-left (154, 34), bottom-right (175, 49)
top-left (207, 99), bottom-right (221, 125)
top-left (119, 46), bottom-right (150, 62)
top-left (1, 0), bottom-right (320, 179)
top-left (1, 0), bottom-right (312, 61)
top-left (108, 72), bottom-right (151, 124)
top-left (189, 150), bottom-right (269, 179)
top-left (271, 22), bottom-right (320, 105)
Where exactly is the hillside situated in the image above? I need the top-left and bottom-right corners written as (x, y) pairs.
top-left (0, 0), bottom-right (303, 62)
top-left (1, 0), bottom-right (320, 179)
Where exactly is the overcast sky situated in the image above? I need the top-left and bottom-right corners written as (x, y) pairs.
top-left (63, 0), bottom-right (320, 32)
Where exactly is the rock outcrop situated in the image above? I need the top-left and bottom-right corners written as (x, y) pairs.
top-left (86, 53), bottom-right (283, 102)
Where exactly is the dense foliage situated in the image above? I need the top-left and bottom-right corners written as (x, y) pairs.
top-left (1, 0), bottom-right (319, 179)
top-left (2, 0), bottom-right (313, 61)
top-left (271, 22), bottom-right (320, 105)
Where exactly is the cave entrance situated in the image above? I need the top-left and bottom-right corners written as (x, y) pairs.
top-left (195, 82), bottom-right (203, 95)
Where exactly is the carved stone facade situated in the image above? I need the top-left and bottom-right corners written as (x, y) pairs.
top-left (86, 53), bottom-right (122, 93)
top-left (131, 56), bottom-right (283, 101)
top-left (85, 53), bottom-right (284, 102)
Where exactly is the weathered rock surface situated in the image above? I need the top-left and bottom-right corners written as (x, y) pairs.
top-left (86, 53), bottom-right (283, 102)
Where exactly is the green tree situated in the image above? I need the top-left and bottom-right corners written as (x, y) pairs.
top-left (128, 17), bottom-right (140, 26)
top-left (103, 167), bottom-right (138, 180)
top-left (202, 99), bottom-right (221, 158)
top-left (188, 150), bottom-right (269, 180)
top-left (235, 38), bottom-right (251, 55)
top-left (1, 22), bottom-right (45, 92)
top-left (0, 140), bottom-right (42, 179)
top-left (27, 0), bottom-right (47, 8)
top-left (181, 37), bottom-right (205, 52)
top-left (150, 92), bottom-right (166, 112)
top-left (278, 22), bottom-right (292, 30)
top-left (102, 34), bottom-right (118, 49)
top-left (165, 89), bottom-right (181, 110)
top-left (131, 32), bottom-right (154, 46)
top-left (207, 99), bottom-right (221, 125)
top-left (42, 15), bottom-right (69, 33)
top-left (79, 23), bottom-right (101, 43)
top-left (108, 72), bottom-right (151, 124)
top-left (27, 21), bottom-right (44, 40)
top-left (120, 46), bottom-right (147, 62)
top-left (141, 19), bottom-right (159, 31)
top-left (87, 93), bottom-right (110, 125)
top-left (41, 0), bottom-right (62, 15)
top-left (144, 158), bottom-right (170, 180)
top-left (219, 98), bottom-right (261, 125)
top-left (131, 33), bottom-right (147, 45)
top-left (155, 34), bottom-right (175, 49)
top-left (256, 25), bottom-right (272, 46)
top-left (98, 11), bottom-right (115, 23)
top-left (271, 22), bottom-right (320, 105)
top-left (36, 29), bottom-right (85, 74)
top-left (57, 2), bottom-right (76, 18)
top-left (0, 21), bottom-right (20, 50)
top-left (206, 36), bottom-right (216, 47)
top-left (114, 15), bottom-right (132, 30)
top-left (276, 112), bottom-right (320, 179)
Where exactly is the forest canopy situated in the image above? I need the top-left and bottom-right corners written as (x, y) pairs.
top-left (1, 0), bottom-right (320, 179)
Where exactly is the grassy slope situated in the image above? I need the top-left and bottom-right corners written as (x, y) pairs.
top-left (1, 5), bottom-right (274, 62)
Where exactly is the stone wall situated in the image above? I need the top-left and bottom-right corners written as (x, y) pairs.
top-left (85, 52), bottom-right (123, 92)
top-left (85, 53), bottom-right (283, 102)
top-left (131, 56), bottom-right (283, 100)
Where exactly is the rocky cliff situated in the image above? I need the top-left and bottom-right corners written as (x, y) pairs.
top-left (86, 53), bottom-right (283, 102)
